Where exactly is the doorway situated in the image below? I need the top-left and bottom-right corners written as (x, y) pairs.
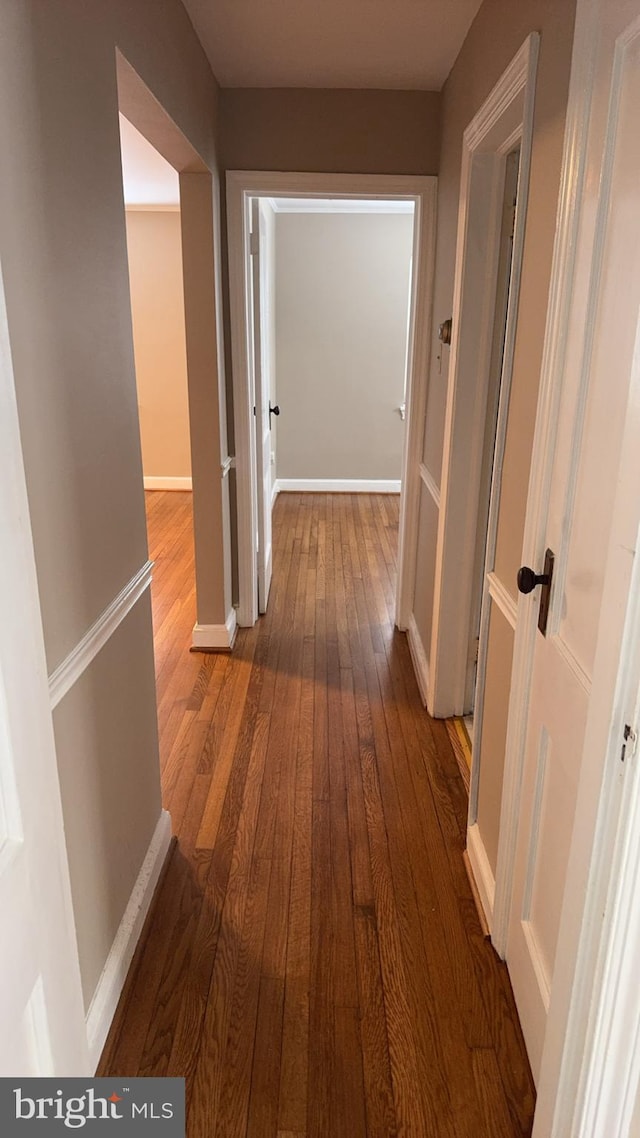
top-left (247, 194), bottom-right (416, 613)
top-left (117, 112), bottom-right (201, 783)
top-left (116, 52), bottom-right (233, 658)
top-left (465, 145), bottom-right (521, 743)
top-left (226, 172), bottom-right (438, 630)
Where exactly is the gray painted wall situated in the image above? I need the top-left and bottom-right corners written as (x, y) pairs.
top-left (274, 211), bottom-right (413, 482)
top-left (0, 0), bottom-right (220, 1009)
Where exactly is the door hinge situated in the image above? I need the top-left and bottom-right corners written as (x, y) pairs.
top-left (621, 724), bottom-right (637, 763)
top-left (249, 229), bottom-right (259, 256)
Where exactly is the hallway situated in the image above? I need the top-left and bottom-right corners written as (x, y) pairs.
top-left (99, 491), bottom-right (535, 1136)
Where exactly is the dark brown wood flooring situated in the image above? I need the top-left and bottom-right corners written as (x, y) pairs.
top-left (99, 490), bottom-right (535, 1137)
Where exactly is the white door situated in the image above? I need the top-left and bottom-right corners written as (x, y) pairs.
top-left (250, 198), bottom-right (275, 614)
top-left (502, 0), bottom-right (640, 1083)
top-left (0, 265), bottom-right (89, 1075)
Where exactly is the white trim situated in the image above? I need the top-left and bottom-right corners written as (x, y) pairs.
top-left (406, 614), bottom-right (430, 707)
top-left (466, 822), bottom-right (496, 929)
top-left (270, 197), bottom-right (415, 215)
top-left (85, 810), bottom-right (172, 1072)
top-left (143, 476), bottom-right (192, 491)
top-left (429, 32), bottom-right (539, 720)
top-left (191, 607), bottom-right (237, 651)
top-left (487, 572), bottom-right (518, 629)
top-left (227, 171), bottom-right (437, 630)
top-left (271, 478), bottom-right (279, 509)
top-left (419, 463), bottom-right (441, 509)
top-left (275, 478), bottom-right (401, 494)
top-left (48, 562), bottom-right (153, 710)
top-left (552, 634), bottom-right (591, 696)
top-left (395, 185), bottom-right (438, 632)
top-left (464, 38), bottom-right (537, 150)
top-left (229, 173), bottom-right (432, 200)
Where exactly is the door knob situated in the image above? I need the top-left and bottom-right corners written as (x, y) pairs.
top-left (517, 549), bottom-right (555, 636)
top-left (269, 402), bottom-right (280, 427)
top-left (517, 565), bottom-right (550, 594)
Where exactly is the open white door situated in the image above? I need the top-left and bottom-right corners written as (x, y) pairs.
top-left (0, 265), bottom-right (89, 1074)
top-left (250, 198), bottom-right (275, 614)
top-left (496, 0), bottom-right (640, 1084)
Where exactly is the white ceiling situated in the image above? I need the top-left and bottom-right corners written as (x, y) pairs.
top-left (181, 0), bottom-right (483, 90)
top-left (118, 115), bottom-right (180, 207)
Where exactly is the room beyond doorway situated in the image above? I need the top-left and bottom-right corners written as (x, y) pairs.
top-left (269, 198), bottom-right (415, 492)
top-left (120, 115), bottom-right (192, 494)
top-left (246, 191), bottom-right (416, 615)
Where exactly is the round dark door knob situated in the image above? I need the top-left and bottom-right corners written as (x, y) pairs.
top-left (517, 565), bottom-right (550, 594)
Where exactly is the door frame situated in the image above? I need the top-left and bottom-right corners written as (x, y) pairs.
top-left (117, 52), bottom-right (235, 651)
top-left (250, 196), bottom-right (275, 614)
top-left (427, 33), bottom-right (539, 722)
top-left (226, 170), bottom-right (437, 628)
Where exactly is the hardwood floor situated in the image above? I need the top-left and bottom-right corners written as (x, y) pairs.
top-left (99, 490), bottom-right (535, 1137)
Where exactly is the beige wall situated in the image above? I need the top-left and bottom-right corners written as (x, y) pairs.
top-left (275, 211), bottom-right (413, 482)
top-left (409, 0), bottom-right (576, 871)
top-left (0, 0), bottom-right (221, 1009)
top-left (125, 209), bottom-right (191, 480)
top-left (219, 89), bottom-right (441, 176)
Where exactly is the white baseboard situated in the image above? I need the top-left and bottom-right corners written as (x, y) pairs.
top-left (274, 478), bottom-right (401, 494)
top-left (143, 476), bottom-right (192, 491)
top-left (192, 607), bottom-right (237, 651)
top-left (85, 809), bottom-right (172, 1071)
top-left (271, 479), bottom-right (279, 509)
top-left (466, 822), bottom-right (495, 931)
top-left (406, 614), bottom-right (430, 707)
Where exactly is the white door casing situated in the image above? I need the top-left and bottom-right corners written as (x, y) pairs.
top-left (227, 172), bottom-right (437, 631)
top-left (428, 34), bottom-right (539, 720)
top-left (465, 146), bottom-right (520, 716)
top-left (495, 0), bottom-right (640, 1090)
top-left (0, 259), bottom-right (89, 1075)
top-left (250, 198), bottom-right (274, 613)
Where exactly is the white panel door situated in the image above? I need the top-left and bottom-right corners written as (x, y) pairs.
top-left (250, 198), bottom-right (274, 614)
top-left (505, 0), bottom-right (640, 1082)
top-left (0, 264), bottom-right (88, 1075)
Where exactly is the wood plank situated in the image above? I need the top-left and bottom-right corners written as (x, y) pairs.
top-left (277, 638), bottom-right (314, 1134)
top-left (98, 491), bottom-right (536, 1136)
top-left (187, 709), bottom-right (270, 1133)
